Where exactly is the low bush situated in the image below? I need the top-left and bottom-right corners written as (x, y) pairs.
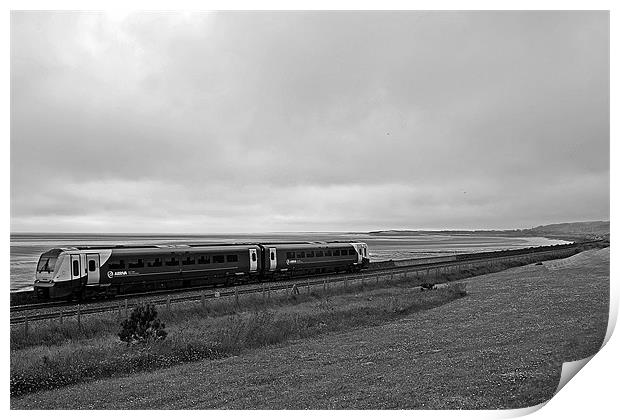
top-left (119, 303), bottom-right (167, 343)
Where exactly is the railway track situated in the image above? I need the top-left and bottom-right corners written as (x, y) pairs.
top-left (10, 243), bottom-right (591, 325)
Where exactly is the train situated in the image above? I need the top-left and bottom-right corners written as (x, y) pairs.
top-left (33, 241), bottom-right (370, 300)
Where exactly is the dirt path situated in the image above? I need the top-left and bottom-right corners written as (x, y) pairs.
top-left (12, 248), bottom-right (609, 409)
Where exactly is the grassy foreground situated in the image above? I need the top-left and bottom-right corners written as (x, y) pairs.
top-left (11, 279), bottom-right (467, 397)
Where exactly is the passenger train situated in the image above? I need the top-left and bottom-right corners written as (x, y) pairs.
top-left (34, 241), bottom-right (370, 300)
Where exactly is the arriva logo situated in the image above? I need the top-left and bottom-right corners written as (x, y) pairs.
top-left (108, 270), bottom-right (127, 278)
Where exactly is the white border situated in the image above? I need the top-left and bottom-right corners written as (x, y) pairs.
top-left (3, 2), bottom-right (616, 420)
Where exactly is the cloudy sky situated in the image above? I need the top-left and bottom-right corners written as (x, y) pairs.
top-left (10, 11), bottom-right (609, 233)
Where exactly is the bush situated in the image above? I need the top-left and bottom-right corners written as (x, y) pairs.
top-left (118, 303), bottom-right (167, 343)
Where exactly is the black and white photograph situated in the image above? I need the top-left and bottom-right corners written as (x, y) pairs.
top-left (7, 5), bottom-right (613, 413)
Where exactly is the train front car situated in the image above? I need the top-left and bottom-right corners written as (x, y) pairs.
top-left (33, 247), bottom-right (96, 299)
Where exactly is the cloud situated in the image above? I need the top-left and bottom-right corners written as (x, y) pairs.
top-left (10, 11), bottom-right (609, 232)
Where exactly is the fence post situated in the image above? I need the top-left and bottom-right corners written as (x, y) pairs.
top-left (323, 279), bottom-right (326, 292)
top-left (60, 310), bottom-right (64, 325)
top-left (376, 275), bottom-right (379, 284)
top-left (307, 279), bottom-right (310, 294)
top-left (167, 296), bottom-right (171, 312)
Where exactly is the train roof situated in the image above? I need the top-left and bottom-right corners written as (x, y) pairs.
top-left (63, 243), bottom-right (259, 251)
top-left (54, 241), bottom-right (365, 253)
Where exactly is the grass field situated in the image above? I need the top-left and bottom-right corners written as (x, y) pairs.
top-left (11, 247), bottom-right (609, 409)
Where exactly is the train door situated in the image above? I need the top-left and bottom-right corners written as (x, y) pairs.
top-left (353, 243), bottom-right (363, 263)
top-left (86, 254), bottom-right (100, 285)
top-left (70, 254), bottom-right (81, 282)
top-left (249, 248), bottom-right (258, 272)
top-left (269, 247), bottom-right (277, 271)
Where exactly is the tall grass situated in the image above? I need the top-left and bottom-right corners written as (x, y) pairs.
top-left (11, 283), bottom-right (467, 397)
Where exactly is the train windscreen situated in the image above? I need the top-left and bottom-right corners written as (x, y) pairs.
top-left (37, 256), bottom-right (58, 273)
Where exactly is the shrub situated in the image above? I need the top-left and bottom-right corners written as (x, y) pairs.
top-left (118, 303), bottom-right (167, 343)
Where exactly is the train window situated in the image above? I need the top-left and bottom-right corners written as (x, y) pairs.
top-left (270, 252), bottom-right (275, 260)
top-left (88, 260), bottom-right (96, 271)
top-left (109, 259), bottom-right (125, 269)
top-left (227, 255), bottom-right (238, 263)
top-left (153, 258), bottom-right (162, 267)
top-left (165, 257), bottom-right (179, 266)
top-left (129, 259), bottom-right (144, 268)
top-left (198, 255), bottom-right (210, 264)
top-left (183, 256), bottom-right (196, 265)
top-left (296, 251), bottom-right (305, 258)
top-left (349, 249), bottom-right (357, 256)
top-left (286, 252), bottom-right (295, 259)
top-left (307, 251), bottom-right (314, 258)
top-left (213, 255), bottom-right (225, 264)
top-left (364, 248), bottom-right (367, 257)
top-left (325, 250), bottom-right (332, 256)
top-left (72, 260), bottom-right (79, 276)
top-left (333, 250), bottom-right (340, 256)
top-left (252, 253), bottom-right (257, 262)
top-left (316, 251), bottom-right (324, 257)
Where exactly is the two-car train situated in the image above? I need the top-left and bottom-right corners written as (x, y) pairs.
top-left (33, 241), bottom-right (370, 300)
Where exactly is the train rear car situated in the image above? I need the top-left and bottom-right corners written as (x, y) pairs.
top-left (259, 241), bottom-right (369, 278)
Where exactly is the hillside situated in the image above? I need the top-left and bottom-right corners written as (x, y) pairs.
top-left (523, 221), bottom-right (609, 240)
top-left (369, 221), bottom-right (610, 242)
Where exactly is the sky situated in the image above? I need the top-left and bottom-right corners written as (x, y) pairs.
top-left (10, 11), bottom-right (609, 233)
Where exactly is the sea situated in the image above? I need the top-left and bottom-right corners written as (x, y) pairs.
top-left (10, 232), bottom-right (570, 292)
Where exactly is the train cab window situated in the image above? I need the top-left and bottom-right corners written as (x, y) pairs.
top-left (183, 256), bottom-right (196, 265)
top-left (325, 250), bottom-right (332, 256)
top-left (364, 248), bottom-right (367, 257)
top-left (72, 260), bottom-right (79, 276)
top-left (333, 250), bottom-right (340, 256)
top-left (227, 255), bottom-right (238, 263)
top-left (307, 251), bottom-right (314, 258)
top-left (88, 260), bottom-right (96, 271)
top-left (252, 253), bottom-right (257, 262)
top-left (296, 251), bottom-right (305, 258)
top-left (213, 255), bottom-right (225, 264)
top-left (286, 252), bottom-right (295, 259)
top-left (316, 251), bottom-right (324, 257)
top-left (270, 252), bottom-right (275, 260)
top-left (349, 249), bottom-right (357, 256)
top-left (165, 257), bottom-right (179, 266)
top-left (198, 255), bottom-right (210, 264)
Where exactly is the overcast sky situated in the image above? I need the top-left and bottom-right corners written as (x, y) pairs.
top-left (10, 11), bottom-right (609, 233)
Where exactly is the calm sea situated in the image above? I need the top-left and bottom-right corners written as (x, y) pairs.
top-left (10, 232), bottom-right (569, 291)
